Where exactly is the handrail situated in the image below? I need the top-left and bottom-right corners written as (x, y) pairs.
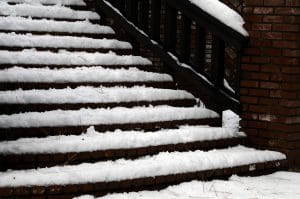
top-left (90, 0), bottom-right (249, 114)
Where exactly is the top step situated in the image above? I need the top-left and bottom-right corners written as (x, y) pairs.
top-left (5, 0), bottom-right (86, 6)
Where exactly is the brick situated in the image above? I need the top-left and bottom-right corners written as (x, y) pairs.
top-left (250, 39), bottom-right (272, 47)
top-left (259, 97), bottom-right (280, 105)
top-left (249, 88), bottom-right (269, 96)
top-left (264, 0), bottom-right (285, 6)
top-left (241, 64), bottom-right (260, 71)
top-left (272, 57), bottom-right (299, 66)
top-left (240, 96), bottom-right (258, 104)
top-left (261, 65), bottom-right (281, 72)
top-left (251, 56), bottom-right (270, 64)
top-left (284, 16), bottom-right (299, 24)
top-left (262, 32), bottom-right (282, 40)
top-left (253, 7), bottom-right (273, 14)
top-left (241, 80), bottom-right (259, 88)
top-left (15, 187), bottom-right (31, 196)
top-left (260, 82), bottom-right (280, 89)
top-left (252, 23), bottom-right (272, 31)
top-left (275, 7), bottom-right (300, 15)
top-left (283, 32), bottom-right (299, 40)
top-left (273, 41), bottom-right (299, 49)
top-left (273, 24), bottom-right (299, 32)
top-left (280, 100), bottom-right (300, 107)
top-left (263, 15), bottom-right (283, 23)
top-left (244, 0), bottom-right (264, 5)
top-left (261, 48), bottom-right (282, 56)
top-left (242, 72), bottom-right (269, 80)
top-left (283, 49), bottom-right (300, 57)
top-left (243, 7), bottom-right (253, 14)
top-left (0, 187), bottom-right (13, 197)
top-left (282, 67), bottom-right (300, 74)
top-left (32, 186), bottom-right (46, 195)
top-left (244, 15), bottom-right (263, 22)
top-left (285, 117), bottom-right (300, 124)
top-left (244, 48), bottom-right (261, 55)
top-left (248, 30), bottom-right (262, 38)
top-left (282, 83), bottom-right (300, 91)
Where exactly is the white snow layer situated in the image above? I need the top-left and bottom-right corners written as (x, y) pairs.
top-left (0, 86), bottom-right (194, 104)
top-left (0, 106), bottom-right (219, 128)
top-left (0, 33), bottom-right (132, 49)
top-left (5, 0), bottom-right (86, 6)
top-left (0, 50), bottom-right (151, 65)
top-left (189, 0), bottom-right (248, 36)
top-left (0, 16), bottom-right (114, 34)
top-left (0, 66), bottom-right (173, 83)
top-left (0, 146), bottom-right (285, 187)
top-left (223, 110), bottom-right (240, 132)
top-left (0, 126), bottom-right (246, 154)
top-left (0, 2), bottom-right (100, 20)
top-left (78, 172), bottom-right (300, 199)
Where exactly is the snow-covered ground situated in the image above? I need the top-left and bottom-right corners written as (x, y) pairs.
top-left (76, 171), bottom-right (300, 199)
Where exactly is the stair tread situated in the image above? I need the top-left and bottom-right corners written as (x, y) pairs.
top-left (0, 146), bottom-right (286, 187)
top-left (0, 2), bottom-right (100, 20)
top-left (0, 86), bottom-right (194, 104)
top-left (0, 50), bottom-right (151, 67)
top-left (0, 16), bottom-right (114, 35)
top-left (0, 66), bottom-right (172, 83)
top-left (0, 126), bottom-right (245, 155)
top-left (0, 106), bottom-right (219, 128)
top-left (0, 33), bottom-right (132, 50)
top-left (6, 0), bottom-right (86, 6)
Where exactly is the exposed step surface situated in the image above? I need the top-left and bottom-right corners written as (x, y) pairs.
top-left (0, 146), bottom-right (287, 198)
top-left (0, 126), bottom-right (246, 170)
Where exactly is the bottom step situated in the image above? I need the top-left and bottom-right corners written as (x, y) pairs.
top-left (0, 146), bottom-right (287, 198)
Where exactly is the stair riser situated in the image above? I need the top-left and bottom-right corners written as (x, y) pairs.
top-left (0, 160), bottom-right (288, 199)
top-left (0, 82), bottom-right (175, 91)
top-left (0, 138), bottom-right (244, 171)
top-left (0, 99), bottom-right (196, 114)
top-left (0, 46), bottom-right (132, 55)
top-left (0, 119), bottom-right (222, 141)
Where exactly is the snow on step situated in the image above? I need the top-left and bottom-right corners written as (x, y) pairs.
top-left (0, 146), bottom-right (286, 187)
top-left (0, 2), bottom-right (100, 20)
top-left (0, 16), bottom-right (114, 34)
top-left (0, 126), bottom-right (245, 155)
top-left (0, 106), bottom-right (219, 128)
top-left (0, 33), bottom-right (132, 49)
top-left (5, 0), bottom-right (86, 6)
top-left (0, 50), bottom-right (151, 66)
top-left (0, 66), bottom-right (172, 83)
top-left (0, 86), bottom-right (194, 104)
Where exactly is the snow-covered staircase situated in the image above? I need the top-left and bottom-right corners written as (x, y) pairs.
top-left (0, 0), bottom-right (287, 198)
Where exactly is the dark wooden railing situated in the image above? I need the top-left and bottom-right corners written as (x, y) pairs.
top-left (90, 0), bottom-right (249, 114)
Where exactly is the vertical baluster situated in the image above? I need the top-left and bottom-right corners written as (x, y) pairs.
top-left (139, 0), bottom-right (150, 34)
top-left (150, 0), bottom-right (161, 41)
top-left (164, 4), bottom-right (177, 52)
top-left (211, 35), bottom-right (225, 88)
top-left (194, 24), bottom-right (206, 73)
top-left (125, 0), bottom-right (138, 25)
top-left (179, 14), bottom-right (191, 63)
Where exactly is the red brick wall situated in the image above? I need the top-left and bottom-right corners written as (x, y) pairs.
top-left (240, 0), bottom-right (300, 169)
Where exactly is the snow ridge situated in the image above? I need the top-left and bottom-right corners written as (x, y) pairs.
top-left (0, 106), bottom-right (219, 128)
top-left (0, 146), bottom-right (285, 187)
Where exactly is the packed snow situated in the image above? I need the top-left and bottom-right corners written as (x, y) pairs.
top-left (0, 146), bottom-right (285, 187)
top-left (223, 110), bottom-right (240, 132)
top-left (189, 0), bottom-right (248, 36)
top-left (0, 66), bottom-right (173, 83)
top-left (5, 0), bottom-right (86, 6)
top-left (0, 33), bottom-right (132, 49)
top-left (0, 2), bottom-right (100, 20)
top-left (0, 125), bottom-right (245, 154)
top-left (0, 16), bottom-right (114, 34)
top-left (76, 172), bottom-right (300, 199)
top-left (0, 106), bottom-right (219, 128)
top-left (0, 86), bottom-right (194, 104)
top-left (0, 50), bottom-right (152, 65)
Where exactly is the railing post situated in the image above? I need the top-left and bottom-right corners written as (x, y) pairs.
top-left (179, 14), bottom-right (191, 63)
top-left (125, 0), bottom-right (138, 25)
top-left (164, 3), bottom-right (177, 52)
top-left (139, 0), bottom-right (150, 34)
top-left (150, 0), bottom-right (161, 41)
top-left (211, 35), bottom-right (225, 88)
top-left (194, 24), bottom-right (206, 73)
